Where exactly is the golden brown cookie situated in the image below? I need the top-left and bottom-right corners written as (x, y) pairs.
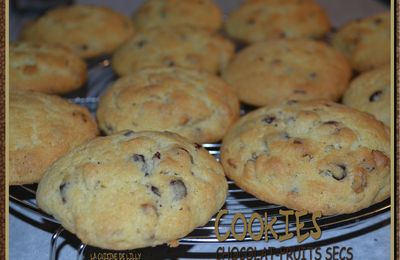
top-left (97, 67), bottom-right (240, 143)
top-left (37, 130), bottom-right (228, 250)
top-left (132, 0), bottom-right (222, 31)
top-left (20, 5), bottom-right (134, 58)
top-left (221, 100), bottom-right (390, 215)
top-left (10, 42), bottom-right (87, 94)
top-left (331, 12), bottom-right (390, 72)
top-left (343, 65), bottom-right (391, 126)
top-left (225, 0), bottom-right (331, 43)
top-left (111, 26), bottom-right (234, 76)
top-left (222, 39), bottom-right (352, 107)
top-left (9, 89), bottom-right (98, 185)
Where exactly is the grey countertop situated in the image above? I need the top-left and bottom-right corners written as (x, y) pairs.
top-left (9, 1), bottom-right (391, 259)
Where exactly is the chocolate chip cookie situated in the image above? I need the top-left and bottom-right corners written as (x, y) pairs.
top-left (132, 0), bottom-right (222, 31)
top-left (9, 89), bottom-right (98, 185)
top-left (37, 130), bottom-right (228, 250)
top-left (20, 4), bottom-right (134, 58)
top-left (221, 99), bottom-right (390, 215)
top-left (343, 65), bottom-right (391, 126)
top-left (97, 67), bottom-right (240, 143)
top-left (111, 26), bottom-right (234, 76)
top-left (10, 42), bottom-right (87, 94)
top-left (225, 0), bottom-right (331, 43)
top-left (332, 12), bottom-right (390, 72)
top-left (222, 39), bottom-right (352, 107)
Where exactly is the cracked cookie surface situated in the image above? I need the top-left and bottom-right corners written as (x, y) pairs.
top-left (97, 67), bottom-right (240, 143)
top-left (37, 131), bottom-right (228, 250)
top-left (221, 100), bottom-right (390, 215)
top-left (10, 89), bottom-right (98, 185)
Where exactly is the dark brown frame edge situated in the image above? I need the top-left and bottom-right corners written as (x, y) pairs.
top-left (396, 1), bottom-right (399, 259)
top-left (0, 0), bottom-right (5, 258)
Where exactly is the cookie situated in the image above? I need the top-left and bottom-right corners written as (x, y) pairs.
top-left (20, 5), bottom-right (134, 58)
top-left (9, 89), bottom-right (98, 185)
top-left (222, 39), bottom-right (352, 107)
top-left (97, 67), bottom-right (240, 143)
top-left (132, 0), bottom-right (222, 31)
top-left (36, 130), bottom-right (228, 250)
top-left (331, 12), bottom-right (390, 72)
top-left (225, 0), bottom-right (331, 43)
top-left (343, 65), bottom-right (391, 126)
top-left (221, 99), bottom-right (390, 215)
top-left (10, 42), bottom-right (87, 94)
top-left (111, 26), bottom-right (234, 76)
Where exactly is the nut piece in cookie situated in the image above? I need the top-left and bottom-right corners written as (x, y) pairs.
top-left (36, 131), bottom-right (228, 250)
top-left (221, 99), bottom-right (390, 215)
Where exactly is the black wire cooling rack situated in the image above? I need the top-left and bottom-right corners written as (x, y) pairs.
top-left (9, 97), bottom-right (391, 260)
top-left (9, 58), bottom-right (391, 259)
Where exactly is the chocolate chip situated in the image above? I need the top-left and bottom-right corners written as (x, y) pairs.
top-left (293, 89), bottom-right (306, 94)
top-left (320, 164), bottom-right (347, 181)
top-left (309, 72), bottom-right (317, 79)
top-left (123, 130), bottom-right (135, 137)
top-left (247, 18), bottom-right (256, 25)
top-left (280, 132), bottom-right (290, 140)
top-left (153, 152), bottom-right (161, 160)
top-left (293, 140), bottom-right (302, 144)
top-left (262, 115), bottom-right (276, 124)
top-left (136, 40), bottom-right (147, 48)
top-left (178, 147), bottom-right (194, 164)
top-left (194, 143), bottom-right (202, 149)
top-left (333, 164), bottom-right (347, 180)
top-left (271, 59), bottom-right (281, 65)
top-left (59, 182), bottom-right (70, 204)
top-left (132, 154), bottom-right (145, 163)
top-left (369, 90), bottom-right (382, 102)
top-left (302, 154), bottom-right (313, 161)
top-left (170, 180), bottom-right (187, 200)
top-left (132, 154), bottom-right (150, 176)
top-left (166, 60), bottom-right (175, 67)
top-left (151, 186), bottom-right (161, 197)
top-left (80, 44), bottom-right (88, 50)
top-left (323, 121), bottom-right (339, 125)
top-left (72, 111), bottom-right (88, 123)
